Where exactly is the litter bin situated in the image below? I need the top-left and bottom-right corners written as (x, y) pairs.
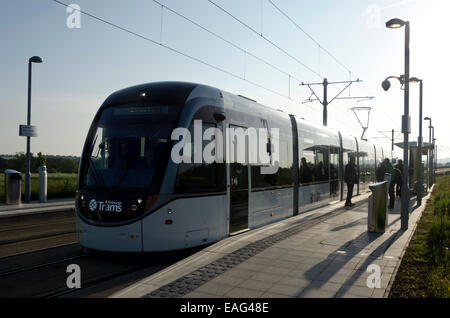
top-left (4, 169), bottom-right (22, 205)
top-left (368, 181), bottom-right (388, 233)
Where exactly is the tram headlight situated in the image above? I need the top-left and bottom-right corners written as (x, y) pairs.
top-left (76, 192), bottom-right (86, 208)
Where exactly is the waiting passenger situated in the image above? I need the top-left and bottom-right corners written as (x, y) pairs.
top-left (330, 164), bottom-right (338, 195)
top-left (300, 157), bottom-right (313, 183)
top-left (394, 167), bottom-right (402, 198)
top-left (344, 156), bottom-right (358, 207)
top-left (376, 162), bottom-right (384, 182)
top-left (316, 161), bottom-right (325, 181)
top-left (384, 158), bottom-right (396, 209)
top-left (395, 160), bottom-right (404, 197)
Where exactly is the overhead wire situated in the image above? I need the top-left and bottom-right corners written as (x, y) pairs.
top-left (50, 0), bottom-right (335, 123)
top-left (267, 0), bottom-right (356, 79)
top-left (207, 0), bottom-right (323, 79)
top-left (151, 0), bottom-right (303, 84)
top-left (265, 0), bottom-right (403, 134)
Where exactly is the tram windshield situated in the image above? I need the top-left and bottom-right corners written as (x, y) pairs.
top-left (81, 104), bottom-right (180, 193)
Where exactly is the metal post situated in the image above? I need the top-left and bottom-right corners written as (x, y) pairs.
top-left (433, 134), bottom-right (436, 184)
top-left (323, 78), bottom-right (328, 126)
top-left (417, 80), bottom-right (423, 206)
top-left (425, 118), bottom-right (432, 188)
top-left (25, 61), bottom-right (32, 203)
top-left (391, 129), bottom-right (394, 151)
top-left (300, 78), bottom-right (369, 128)
top-left (401, 22), bottom-right (410, 230)
top-left (428, 123), bottom-right (431, 188)
top-left (431, 128), bottom-right (435, 185)
top-left (430, 126), bottom-right (432, 186)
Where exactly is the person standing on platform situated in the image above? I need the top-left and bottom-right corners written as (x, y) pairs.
top-left (394, 166), bottom-right (402, 198)
top-left (395, 160), bottom-right (404, 197)
top-left (376, 160), bottom-right (387, 182)
top-left (385, 158), bottom-right (396, 209)
top-left (344, 156), bottom-right (358, 207)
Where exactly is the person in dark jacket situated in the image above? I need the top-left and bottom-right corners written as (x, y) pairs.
top-left (394, 167), bottom-right (402, 198)
top-left (385, 159), bottom-right (396, 209)
top-left (395, 160), bottom-right (404, 197)
top-left (344, 156), bottom-right (358, 207)
top-left (376, 160), bottom-right (387, 182)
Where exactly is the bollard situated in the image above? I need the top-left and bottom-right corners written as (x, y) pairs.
top-left (368, 181), bottom-right (389, 233)
top-left (38, 165), bottom-right (47, 203)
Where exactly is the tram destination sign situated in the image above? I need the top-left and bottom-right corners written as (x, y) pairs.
top-left (19, 125), bottom-right (38, 137)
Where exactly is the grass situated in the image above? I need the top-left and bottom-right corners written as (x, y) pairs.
top-left (389, 175), bottom-right (450, 298)
top-left (0, 173), bottom-right (78, 203)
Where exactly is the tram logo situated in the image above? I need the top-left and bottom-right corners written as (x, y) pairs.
top-left (88, 199), bottom-right (122, 213)
top-left (88, 199), bottom-right (97, 211)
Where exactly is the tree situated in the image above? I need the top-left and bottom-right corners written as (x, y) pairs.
top-left (37, 152), bottom-right (46, 167)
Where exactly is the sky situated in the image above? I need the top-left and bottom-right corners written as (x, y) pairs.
top-left (0, 0), bottom-right (449, 159)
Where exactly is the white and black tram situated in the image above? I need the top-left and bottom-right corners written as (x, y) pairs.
top-left (75, 82), bottom-right (394, 252)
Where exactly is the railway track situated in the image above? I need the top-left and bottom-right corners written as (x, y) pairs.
top-left (0, 207), bottom-right (203, 297)
top-left (0, 241), bottom-right (202, 298)
top-left (0, 208), bottom-right (77, 259)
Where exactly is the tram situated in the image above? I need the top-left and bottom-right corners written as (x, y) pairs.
top-left (75, 82), bottom-right (394, 252)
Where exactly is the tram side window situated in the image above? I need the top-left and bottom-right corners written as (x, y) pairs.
top-left (300, 146), bottom-right (329, 184)
top-left (315, 150), bottom-right (329, 182)
top-left (251, 131), bottom-right (293, 189)
top-left (300, 151), bottom-right (314, 184)
top-left (330, 148), bottom-right (339, 181)
top-left (174, 122), bottom-right (225, 193)
top-left (276, 135), bottom-right (294, 187)
top-left (359, 151), bottom-right (369, 184)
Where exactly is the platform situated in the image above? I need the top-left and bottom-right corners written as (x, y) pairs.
top-left (111, 189), bottom-right (429, 298)
top-left (0, 198), bottom-right (74, 219)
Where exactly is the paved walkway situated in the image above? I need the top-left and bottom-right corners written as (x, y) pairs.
top-left (112, 190), bottom-right (431, 298)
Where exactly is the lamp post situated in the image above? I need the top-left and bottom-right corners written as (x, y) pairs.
top-left (410, 77), bottom-right (423, 206)
top-left (424, 117), bottom-right (432, 188)
top-left (384, 17), bottom-right (410, 230)
top-left (25, 56), bottom-right (43, 203)
top-left (430, 127), bottom-right (435, 186)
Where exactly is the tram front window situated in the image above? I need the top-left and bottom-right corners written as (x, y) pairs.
top-left (81, 104), bottom-right (179, 193)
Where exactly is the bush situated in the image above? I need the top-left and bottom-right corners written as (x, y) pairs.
top-left (425, 268), bottom-right (450, 297)
top-left (427, 193), bottom-right (449, 267)
top-left (37, 152), bottom-right (46, 167)
top-left (426, 219), bottom-right (450, 266)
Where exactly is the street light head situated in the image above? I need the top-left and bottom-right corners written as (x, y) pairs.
top-left (386, 18), bottom-right (405, 29)
top-left (381, 79), bottom-right (391, 91)
top-left (29, 56), bottom-right (43, 63)
top-left (424, 117), bottom-right (431, 120)
top-left (409, 77), bottom-right (421, 83)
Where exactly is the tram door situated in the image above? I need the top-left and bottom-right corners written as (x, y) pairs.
top-left (330, 146), bottom-right (340, 202)
top-left (228, 125), bottom-right (249, 234)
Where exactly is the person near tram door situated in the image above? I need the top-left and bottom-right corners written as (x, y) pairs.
top-left (344, 156), bottom-right (358, 207)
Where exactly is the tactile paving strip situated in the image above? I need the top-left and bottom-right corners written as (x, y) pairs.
top-left (144, 203), bottom-right (361, 298)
